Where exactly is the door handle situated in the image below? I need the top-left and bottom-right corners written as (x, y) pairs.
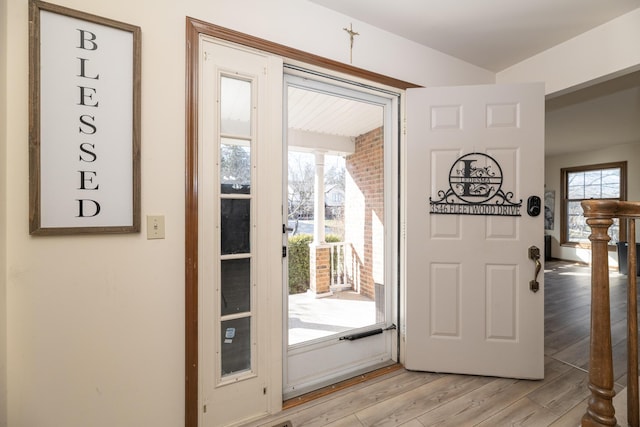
top-left (283, 224), bottom-right (294, 233)
top-left (528, 246), bottom-right (541, 293)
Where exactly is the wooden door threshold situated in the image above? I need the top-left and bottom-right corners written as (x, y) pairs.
top-left (282, 363), bottom-right (403, 410)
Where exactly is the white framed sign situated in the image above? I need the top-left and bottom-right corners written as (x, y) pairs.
top-left (29, 0), bottom-right (141, 235)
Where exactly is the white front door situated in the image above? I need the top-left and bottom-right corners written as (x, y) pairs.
top-left (404, 83), bottom-right (545, 378)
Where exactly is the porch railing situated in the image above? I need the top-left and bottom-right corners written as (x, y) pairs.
top-left (581, 200), bottom-right (640, 427)
top-left (326, 241), bottom-right (353, 289)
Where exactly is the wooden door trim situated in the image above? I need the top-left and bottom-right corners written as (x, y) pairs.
top-left (185, 17), bottom-right (418, 427)
top-left (185, 17), bottom-right (199, 427)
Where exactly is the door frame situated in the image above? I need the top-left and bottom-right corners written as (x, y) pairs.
top-left (282, 71), bottom-right (400, 399)
top-left (185, 17), bottom-right (418, 427)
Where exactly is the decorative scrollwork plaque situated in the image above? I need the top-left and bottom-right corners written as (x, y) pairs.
top-left (429, 152), bottom-right (522, 216)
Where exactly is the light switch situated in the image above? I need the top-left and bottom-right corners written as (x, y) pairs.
top-left (147, 215), bottom-right (165, 239)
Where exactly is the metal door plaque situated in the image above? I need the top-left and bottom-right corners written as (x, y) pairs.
top-left (429, 152), bottom-right (522, 216)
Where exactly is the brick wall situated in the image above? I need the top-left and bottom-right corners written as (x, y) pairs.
top-left (345, 127), bottom-right (384, 300)
top-left (309, 245), bottom-right (331, 295)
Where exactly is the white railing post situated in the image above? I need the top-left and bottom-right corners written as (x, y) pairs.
top-left (325, 241), bottom-right (349, 288)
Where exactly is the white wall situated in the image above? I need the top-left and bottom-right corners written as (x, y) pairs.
top-left (1, 0), bottom-right (7, 424)
top-left (4, 1), bottom-right (493, 426)
top-left (545, 142), bottom-right (640, 265)
top-left (501, 7), bottom-right (640, 266)
top-left (202, 1), bottom-right (496, 88)
top-left (497, 8), bottom-right (640, 96)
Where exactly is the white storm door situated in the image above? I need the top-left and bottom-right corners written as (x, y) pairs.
top-left (283, 74), bottom-right (398, 399)
top-left (404, 83), bottom-right (545, 379)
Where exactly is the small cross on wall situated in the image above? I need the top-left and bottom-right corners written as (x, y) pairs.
top-left (343, 23), bottom-right (359, 64)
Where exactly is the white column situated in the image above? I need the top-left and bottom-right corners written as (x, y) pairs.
top-left (313, 150), bottom-right (326, 244)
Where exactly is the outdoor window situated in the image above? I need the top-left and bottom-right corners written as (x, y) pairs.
top-left (561, 161), bottom-right (627, 247)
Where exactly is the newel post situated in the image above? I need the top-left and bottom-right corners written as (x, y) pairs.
top-left (581, 200), bottom-right (617, 427)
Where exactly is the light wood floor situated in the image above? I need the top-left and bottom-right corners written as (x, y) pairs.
top-left (244, 260), bottom-right (635, 427)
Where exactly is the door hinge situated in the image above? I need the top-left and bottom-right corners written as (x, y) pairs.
top-left (203, 404), bottom-right (207, 413)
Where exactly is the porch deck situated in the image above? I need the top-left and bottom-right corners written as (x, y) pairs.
top-left (288, 290), bottom-right (376, 346)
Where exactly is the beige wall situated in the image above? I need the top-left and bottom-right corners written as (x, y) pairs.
top-left (3, 0), bottom-right (493, 426)
top-left (545, 141), bottom-right (640, 265)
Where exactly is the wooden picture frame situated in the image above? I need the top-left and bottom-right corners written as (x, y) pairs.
top-left (29, 0), bottom-right (141, 235)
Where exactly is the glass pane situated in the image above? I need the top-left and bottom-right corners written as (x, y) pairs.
top-left (221, 258), bottom-right (250, 316)
top-left (287, 96), bottom-right (386, 346)
top-left (567, 185), bottom-right (584, 199)
top-left (601, 169), bottom-right (620, 198)
top-left (221, 138), bottom-right (251, 194)
top-left (220, 77), bottom-right (251, 136)
top-left (287, 151), bottom-right (315, 221)
top-left (584, 170), bottom-right (602, 188)
top-left (221, 199), bottom-right (250, 254)
top-left (221, 317), bottom-right (251, 376)
top-left (567, 172), bottom-right (584, 199)
top-left (584, 184), bottom-right (602, 199)
top-left (568, 171), bottom-right (584, 186)
top-left (567, 201), bottom-right (589, 242)
top-left (601, 184), bottom-right (620, 198)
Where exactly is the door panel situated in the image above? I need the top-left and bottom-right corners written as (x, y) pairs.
top-left (405, 83), bottom-right (544, 379)
top-left (430, 263), bottom-right (460, 337)
top-left (198, 38), bottom-right (283, 426)
top-left (485, 264), bottom-right (517, 340)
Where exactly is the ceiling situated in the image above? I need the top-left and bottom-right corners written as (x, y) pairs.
top-left (288, 87), bottom-right (383, 138)
top-left (309, 0), bottom-right (640, 73)
top-left (288, 75), bottom-right (640, 157)
top-left (291, 1), bottom-right (640, 157)
top-left (289, 73), bottom-right (640, 157)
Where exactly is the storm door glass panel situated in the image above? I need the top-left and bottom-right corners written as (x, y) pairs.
top-left (221, 317), bottom-right (251, 375)
top-left (221, 199), bottom-right (250, 254)
top-left (286, 86), bottom-right (386, 346)
top-left (221, 138), bottom-right (251, 194)
top-left (218, 74), bottom-right (254, 380)
top-left (221, 258), bottom-right (251, 316)
top-left (220, 77), bottom-right (251, 136)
